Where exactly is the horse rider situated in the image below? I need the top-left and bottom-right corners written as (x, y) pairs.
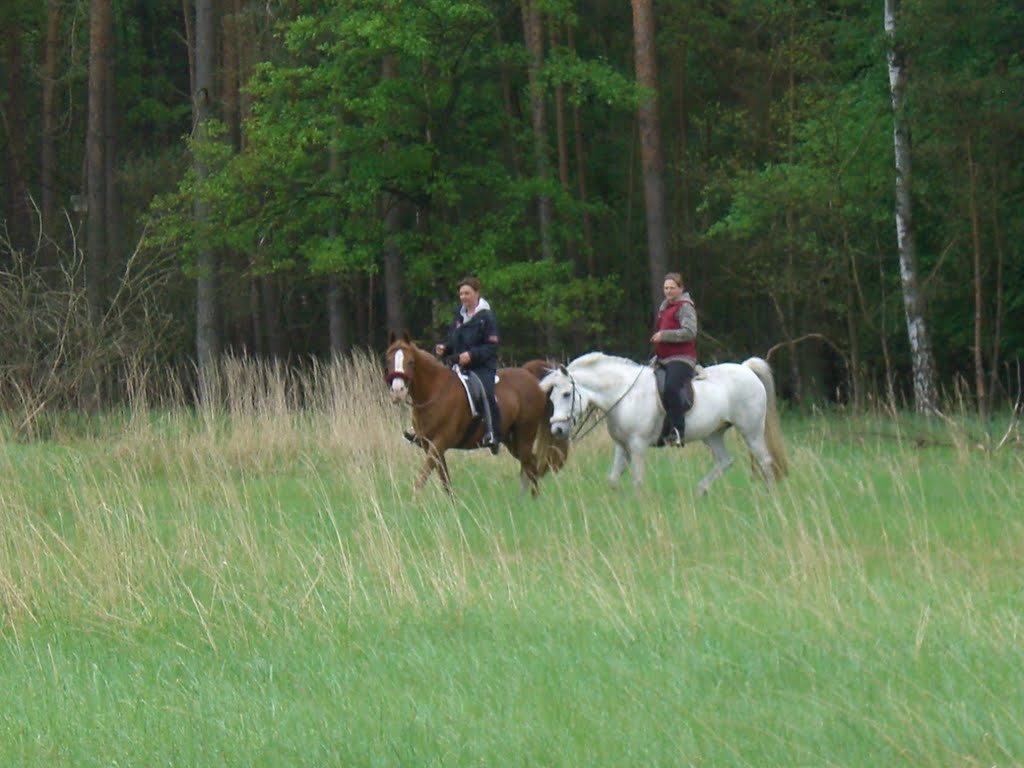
top-left (651, 271), bottom-right (698, 447)
top-left (434, 275), bottom-right (502, 454)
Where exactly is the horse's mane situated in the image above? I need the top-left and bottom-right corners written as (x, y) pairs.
top-left (571, 351), bottom-right (644, 371)
top-left (406, 340), bottom-right (445, 369)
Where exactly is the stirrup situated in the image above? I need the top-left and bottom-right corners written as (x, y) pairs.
top-left (664, 427), bottom-right (683, 447)
top-left (403, 430), bottom-right (421, 445)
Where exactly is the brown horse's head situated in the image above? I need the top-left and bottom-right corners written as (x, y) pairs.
top-left (385, 331), bottom-right (419, 404)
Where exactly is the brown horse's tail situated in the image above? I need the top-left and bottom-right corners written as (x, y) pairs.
top-left (521, 359), bottom-right (570, 476)
top-left (743, 357), bottom-right (789, 479)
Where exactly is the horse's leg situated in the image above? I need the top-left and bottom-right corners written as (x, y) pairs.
top-left (503, 418), bottom-right (540, 497)
top-left (415, 444), bottom-right (454, 498)
top-left (743, 429), bottom-right (775, 488)
top-left (414, 446), bottom-right (436, 492)
top-left (436, 453), bottom-right (455, 498)
top-left (519, 455), bottom-right (540, 497)
top-left (609, 442), bottom-right (629, 489)
top-left (696, 431), bottom-right (734, 496)
top-left (627, 437), bottom-right (650, 493)
top-left (521, 447), bottom-right (541, 497)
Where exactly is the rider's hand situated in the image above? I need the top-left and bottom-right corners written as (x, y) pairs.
top-left (651, 332), bottom-right (662, 343)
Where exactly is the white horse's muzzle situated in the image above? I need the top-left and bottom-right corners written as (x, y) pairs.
top-left (550, 419), bottom-right (572, 439)
top-left (389, 380), bottom-right (408, 403)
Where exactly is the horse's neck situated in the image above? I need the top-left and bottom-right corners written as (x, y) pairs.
top-left (410, 348), bottom-right (454, 397)
top-left (571, 357), bottom-right (645, 410)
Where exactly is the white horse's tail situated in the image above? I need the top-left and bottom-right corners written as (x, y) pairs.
top-left (743, 357), bottom-right (788, 479)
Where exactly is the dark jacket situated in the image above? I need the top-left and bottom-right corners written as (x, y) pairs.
top-left (440, 298), bottom-right (500, 370)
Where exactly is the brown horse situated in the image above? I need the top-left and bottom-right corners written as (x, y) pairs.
top-left (385, 333), bottom-right (568, 496)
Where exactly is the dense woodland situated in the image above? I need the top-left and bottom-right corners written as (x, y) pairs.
top-left (1, 0), bottom-right (1021, 420)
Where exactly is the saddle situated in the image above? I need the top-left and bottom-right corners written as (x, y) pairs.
top-left (452, 365), bottom-right (498, 418)
top-left (454, 366), bottom-right (499, 450)
top-left (653, 363), bottom-right (704, 413)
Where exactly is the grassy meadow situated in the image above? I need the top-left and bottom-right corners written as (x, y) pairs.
top-left (1, 354), bottom-right (1022, 766)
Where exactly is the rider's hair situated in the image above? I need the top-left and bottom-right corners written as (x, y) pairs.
top-left (663, 272), bottom-right (684, 288)
top-left (457, 275), bottom-right (482, 292)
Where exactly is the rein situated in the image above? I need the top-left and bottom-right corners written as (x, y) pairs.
top-left (563, 362), bottom-right (648, 442)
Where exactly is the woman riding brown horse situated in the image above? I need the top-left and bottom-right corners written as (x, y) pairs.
top-left (386, 332), bottom-right (567, 497)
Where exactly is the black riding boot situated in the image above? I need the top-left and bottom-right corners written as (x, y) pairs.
top-left (476, 368), bottom-right (501, 455)
top-left (482, 397), bottom-right (501, 455)
top-left (664, 412), bottom-right (685, 447)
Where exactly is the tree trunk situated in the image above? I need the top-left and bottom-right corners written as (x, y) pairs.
top-left (382, 192), bottom-right (407, 335)
top-left (222, 2), bottom-right (242, 150)
top-left (966, 135), bottom-right (986, 418)
top-left (495, 21), bottom-right (522, 179)
top-left (40, 0), bottom-right (61, 269)
top-left (326, 137), bottom-right (349, 355)
top-left (843, 223), bottom-right (864, 409)
top-left (631, 0), bottom-right (668, 306)
top-left (193, 0), bottom-right (220, 378)
top-left (327, 276), bottom-right (350, 356)
top-left (885, 0), bottom-right (938, 413)
top-left (672, 37), bottom-right (691, 236)
top-left (262, 275), bottom-right (286, 360)
top-left (381, 55), bottom-right (407, 336)
top-left (567, 24), bottom-right (594, 270)
top-left (987, 168), bottom-right (1005, 403)
top-left (521, 0), bottom-right (553, 262)
top-left (3, 19), bottom-right (30, 255)
top-left (550, 21), bottom-right (579, 272)
top-left (521, 0), bottom-right (556, 350)
top-left (104, 34), bottom-right (121, 273)
top-left (86, 0), bottom-right (112, 321)
top-left (783, 4), bottom-right (801, 404)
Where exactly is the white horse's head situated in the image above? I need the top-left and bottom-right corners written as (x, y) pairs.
top-left (539, 364), bottom-right (584, 439)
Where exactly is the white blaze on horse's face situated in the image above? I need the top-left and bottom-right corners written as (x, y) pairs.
top-left (389, 348), bottom-right (409, 402)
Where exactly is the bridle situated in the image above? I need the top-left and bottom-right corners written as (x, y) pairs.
top-left (552, 362), bottom-right (647, 441)
top-left (549, 372), bottom-right (584, 435)
top-left (385, 346), bottom-right (414, 386)
top-left (385, 345), bottom-right (459, 409)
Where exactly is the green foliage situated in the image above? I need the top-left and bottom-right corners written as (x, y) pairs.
top-left (4, 0), bottom-right (1021, 405)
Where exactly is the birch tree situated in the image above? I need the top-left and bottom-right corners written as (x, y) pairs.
top-left (885, 0), bottom-right (938, 412)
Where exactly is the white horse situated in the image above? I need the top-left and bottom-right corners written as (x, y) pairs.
top-left (538, 352), bottom-right (788, 494)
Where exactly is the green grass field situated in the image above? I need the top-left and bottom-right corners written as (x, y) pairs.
top-left (1, 357), bottom-right (1022, 766)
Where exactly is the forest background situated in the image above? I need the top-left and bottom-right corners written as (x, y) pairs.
top-left (1, 0), bottom-right (1022, 423)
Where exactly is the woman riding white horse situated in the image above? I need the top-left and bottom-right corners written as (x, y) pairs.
top-left (539, 353), bottom-right (788, 494)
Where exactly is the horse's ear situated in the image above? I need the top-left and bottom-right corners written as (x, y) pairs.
top-left (401, 329), bottom-right (411, 342)
top-left (389, 330), bottom-right (397, 344)
top-left (559, 364), bottom-right (569, 376)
